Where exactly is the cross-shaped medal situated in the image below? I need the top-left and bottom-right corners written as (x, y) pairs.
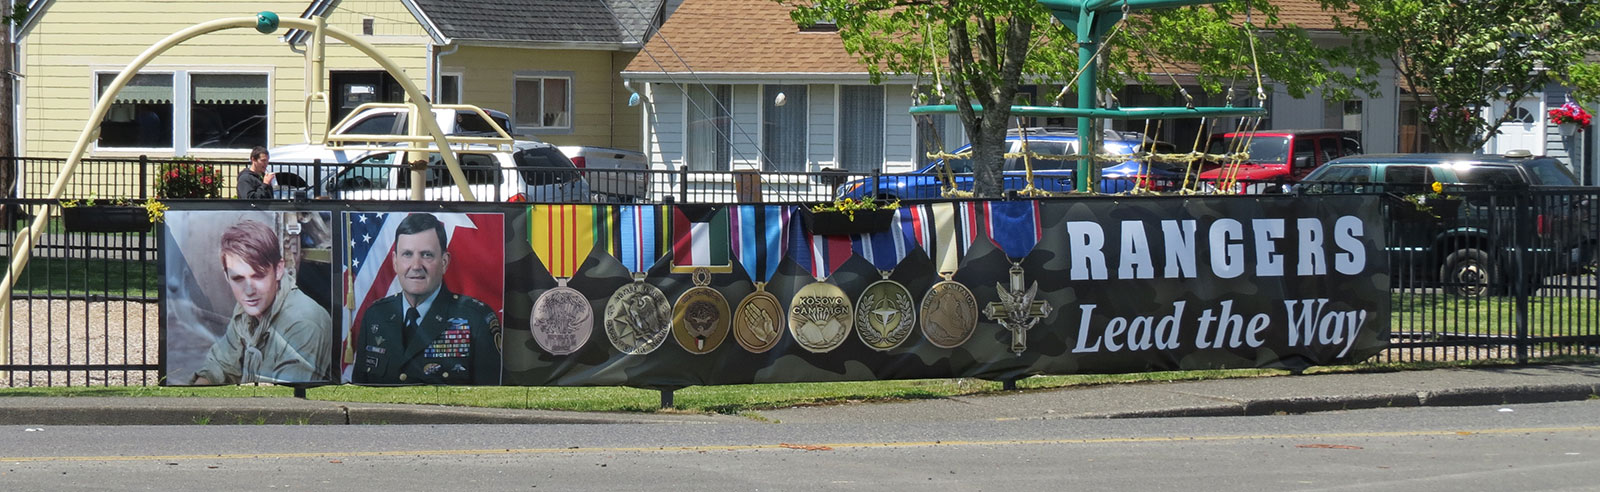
top-left (983, 265), bottom-right (1051, 355)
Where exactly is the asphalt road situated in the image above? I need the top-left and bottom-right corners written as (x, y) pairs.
top-left (3, 400), bottom-right (1597, 491)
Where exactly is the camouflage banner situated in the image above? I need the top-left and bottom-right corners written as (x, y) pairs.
top-left (499, 196), bottom-right (1390, 387)
top-left (163, 196), bottom-right (1389, 387)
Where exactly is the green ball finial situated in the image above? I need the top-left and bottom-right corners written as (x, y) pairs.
top-left (255, 11), bottom-right (280, 34)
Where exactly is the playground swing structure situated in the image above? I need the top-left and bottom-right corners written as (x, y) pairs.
top-left (910, 0), bottom-right (1273, 198)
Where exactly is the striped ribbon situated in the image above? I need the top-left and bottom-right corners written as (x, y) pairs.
top-left (985, 200), bottom-right (1043, 262)
top-left (788, 216), bottom-right (853, 279)
top-left (729, 205), bottom-right (790, 283)
top-left (529, 204), bottom-right (598, 278)
top-left (597, 205), bottom-right (671, 275)
top-left (670, 206), bottom-right (732, 273)
top-left (905, 202), bottom-right (983, 274)
top-left (850, 208), bottom-right (917, 272)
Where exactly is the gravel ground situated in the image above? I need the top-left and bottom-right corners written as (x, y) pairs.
top-left (3, 299), bottom-right (161, 387)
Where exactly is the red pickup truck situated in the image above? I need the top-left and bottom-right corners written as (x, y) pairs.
top-left (1197, 129), bottom-right (1362, 193)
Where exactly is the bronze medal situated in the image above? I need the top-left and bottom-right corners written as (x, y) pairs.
top-left (732, 283), bottom-right (785, 353)
top-left (530, 280), bottom-right (593, 356)
top-left (983, 264), bottom-right (1052, 355)
top-left (854, 275), bottom-right (916, 351)
top-left (672, 268), bottom-right (730, 354)
top-left (603, 274), bottom-right (672, 355)
top-left (788, 280), bottom-right (853, 353)
top-left (920, 274), bottom-right (977, 349)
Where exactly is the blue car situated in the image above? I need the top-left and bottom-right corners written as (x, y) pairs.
top-left (836, 130), bottom-right (1178, 200)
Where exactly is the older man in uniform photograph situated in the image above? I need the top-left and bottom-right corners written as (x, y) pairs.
top-left (354, 213), bottom-right (502, 385)
top-left (192, 219), bottom-right (332, 384)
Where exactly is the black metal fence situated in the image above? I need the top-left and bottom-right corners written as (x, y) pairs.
top-left (1, 172), bottom-right (1596, 387)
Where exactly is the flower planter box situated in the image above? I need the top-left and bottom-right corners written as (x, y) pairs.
top-left (1387, 195), bottom-right (1460, 223)
top-left (61, 206), bottom-right (152, 233)
top-left (799, 208), bottom-right (894, 236)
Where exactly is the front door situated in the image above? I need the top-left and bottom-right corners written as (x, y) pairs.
top-left (1491, 97), bottom-right (1543, 155)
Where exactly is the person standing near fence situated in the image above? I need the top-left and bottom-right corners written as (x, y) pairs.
top-left (237, 146), bottom-right (275, 199)
top-left (192, 219), bottom-right (332, 384)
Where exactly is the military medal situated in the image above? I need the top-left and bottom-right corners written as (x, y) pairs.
top-left (600, 205), bottom-right (673, 355)
top-left (787, 220), bottom-right (854, 353)
top-left (729, 205), bottom-right (791, 353)
top-left (850, 208), bottom-right (916, 351)
top-left (529, 205), bottom-right (598, 356)
top-left (979, 201), bottom-right (1051, 355)
top-left (669, 207), bottom-right (732, 354)
top-left (909, 202), bottom-right (982, 349)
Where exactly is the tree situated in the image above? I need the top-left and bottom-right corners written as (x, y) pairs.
top-left (1326, 0), bottom-right (1600, 152)
top-left (785, 0), bottom-right (1375, 197)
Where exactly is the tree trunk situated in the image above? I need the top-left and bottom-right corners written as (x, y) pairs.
top-left (0, 1), bottom-right (14, 198)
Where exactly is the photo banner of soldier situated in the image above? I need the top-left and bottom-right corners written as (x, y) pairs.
top-left (160, 196), bottom-right (1389, 387)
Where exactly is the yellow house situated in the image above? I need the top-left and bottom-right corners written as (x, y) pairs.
top-left (13, 0), bottom-right (656, 196)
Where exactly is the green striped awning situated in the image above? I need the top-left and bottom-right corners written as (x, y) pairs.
top-left (192, 74), bottom-right (268, 105)
top-left (98, 73), bottom-right (173, 104)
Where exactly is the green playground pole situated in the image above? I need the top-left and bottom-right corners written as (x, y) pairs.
top-left (1074, 8), bottom-right (1096, 193)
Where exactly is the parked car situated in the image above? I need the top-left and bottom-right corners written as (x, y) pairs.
top-left (320, 141), bottom-right (591, 202)
top-left (557, 145), bottom-right (650, 201)
top-left (268, 104), bottom-right (648, 201)
top-left (836, 128), bottom-right (1177, 200)
top-left (1298, 151), bottom-right (1592, 297)
top-left (1198, 129), bottom-right (1362, 193)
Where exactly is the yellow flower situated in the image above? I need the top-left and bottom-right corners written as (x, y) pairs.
top-left (1431, 181), bottom-right (1443, 194)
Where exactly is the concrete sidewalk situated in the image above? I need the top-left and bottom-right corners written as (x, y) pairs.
top-left (2, 364), bottom-right (1597, 425)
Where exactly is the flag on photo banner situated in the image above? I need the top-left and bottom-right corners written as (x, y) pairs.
top-left (529, 205), bottom-right (599, 279)
top-left (343, 212), bottom-right (505, 374)
top-left (788, 216), bottom-right (853, 280)
top-left (729, 205), bottom-right (791, 283)
top-left (596, 205), bottom-right (672, 275)
top-left (984, 200), bottom-right (1042, 262)
top-left (850, 207), bottom-right (917, 272)
top-left (670, 206), bottom-right (732, 273)
top-left (905, 202), bottom-right (983, 274)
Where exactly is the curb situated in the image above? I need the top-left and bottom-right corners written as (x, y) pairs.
top-left (1088, 384), bottom-right (1600, 419)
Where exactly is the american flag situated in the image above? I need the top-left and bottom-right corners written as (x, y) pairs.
top-left (341, 211), bottom-right (505, 380)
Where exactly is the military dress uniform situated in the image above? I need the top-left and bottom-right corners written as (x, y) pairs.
top-left (354, 287), bottom-right (502, 385)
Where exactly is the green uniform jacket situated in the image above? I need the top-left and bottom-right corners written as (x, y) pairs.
top-left (193, 277), bottom-right (333, 384)
top-left (353, 287), bottom-right (502, 385)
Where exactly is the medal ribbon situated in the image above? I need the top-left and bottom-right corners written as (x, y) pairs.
top-left (598, 205), bottom-right (671, 275)
top-left (906, 202), bottom-right (982, 274)
top-left (530, 205), bottom-right (598, 278)
top-left (670, 206), bottom-right (732, 273)
top-left (787, 215), bottom-right (853, 279)
top-left (730, 205), bottom-right (790, 283)
top-left (985, 200), bottom-right (1043, 262)
top-left (850, 207), bottom-right (916, 272)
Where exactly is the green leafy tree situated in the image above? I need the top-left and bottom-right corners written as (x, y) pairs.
top-left (1326, 0), bottom-right (1600, 152)
top-left (785, 0), bottom-right (1374, 197)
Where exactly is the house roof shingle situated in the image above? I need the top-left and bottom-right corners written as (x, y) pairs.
top-left (624, 0), bottom-right (1353, 76)
top-left (413, 0), bottom-right (623, 45)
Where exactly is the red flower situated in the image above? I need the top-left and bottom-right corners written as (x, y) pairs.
top-left (202, 176), bottom-right (212, 185)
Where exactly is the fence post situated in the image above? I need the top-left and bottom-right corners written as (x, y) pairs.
top-left (678, 165), bottom-right (689, 204)
top-left (871, 168), bottom-right (880, 200)
top-left (312, 159), bottom-right (323, 198)
top-left (1513, 188), bottom-right (1530, 364)
top-left (139, 155), bottom-right (149, 199)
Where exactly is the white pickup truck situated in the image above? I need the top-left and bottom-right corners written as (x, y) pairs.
top-left (268, 104), bottom-right (648, 201)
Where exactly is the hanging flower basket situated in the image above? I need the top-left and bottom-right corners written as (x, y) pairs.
top-left (1559, 122), bottom-right (1579, 137)
top-left (1548, 102), bottom-right (1590, 137)
top-left (799, 207), bottom-right (895, 236)
top-left (61, 206), bottom-right (153, 233)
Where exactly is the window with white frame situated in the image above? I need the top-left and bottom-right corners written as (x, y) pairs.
top-left (96, 73), bottom-right (173, 149)
top-left (685, 84), bottom-right (731, 171)
top-left (96, 71), bottom-right (268, 151)
top-left (514, 74), bottom-right (571, 131)
top-left (762, 84), bottom-right (807, 172)
top-left (838, 85), bottom-right (884, 172)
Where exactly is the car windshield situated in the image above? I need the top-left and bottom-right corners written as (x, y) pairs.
top-left (1206, 136), bottom-right (1289, 164)
top-left (1522, 159), bottom-right (1578, 186)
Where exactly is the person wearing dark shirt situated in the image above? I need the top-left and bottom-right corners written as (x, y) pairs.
top-left (237, 146), bottom-right (275, 199)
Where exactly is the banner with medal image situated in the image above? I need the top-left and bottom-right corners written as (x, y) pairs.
top-left (342, 211), bottom-right (505, 385)
top-left (497, 194), bottom-right (1388, 387)
top-left (162, 209), bottom-right (336, 386)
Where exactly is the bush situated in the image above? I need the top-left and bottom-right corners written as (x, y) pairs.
top-left (155, 158), bottom-right (223, 199)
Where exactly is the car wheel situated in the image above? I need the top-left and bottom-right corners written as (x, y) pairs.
top-left (1439, 248), bottom-right (1496, 298)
